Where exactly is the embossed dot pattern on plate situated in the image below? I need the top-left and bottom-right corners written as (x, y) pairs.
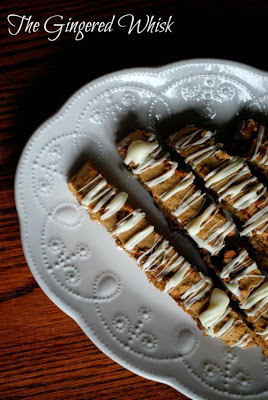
top-left (15, 60), bottom-right (268, 400)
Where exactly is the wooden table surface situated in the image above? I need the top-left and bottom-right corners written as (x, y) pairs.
top-left (1, 1), bottom-right (267, 399)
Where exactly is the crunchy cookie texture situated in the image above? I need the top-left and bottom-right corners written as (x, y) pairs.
top-left (232, 120), bottom-right (268, 182)
top-left (117, 130), bottom-right (268, 355)
top-left (69, 160), bottom-right (257, 351)
top-left (118, 130), bottom-right (235, 256)
top-left (168, 125), bottom-right (268, 271)
top-left (204, 243), bottom-right (268, 355)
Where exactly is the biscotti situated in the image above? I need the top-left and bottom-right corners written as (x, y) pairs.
top-left (68, 161), bottom-right (256, 351)
top-left (168, 126), bottom-right (268, 271)
top-left (232, 120), bottom-right (268, 182)
top-left (117, 130), bottom-right (236, 256)
top-left (117, 131), bottom-right (268, 354)
top-left (204, 245), bottom-right (268, 355)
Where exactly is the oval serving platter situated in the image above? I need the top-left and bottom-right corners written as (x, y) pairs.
top-left (15, 59), bottom-right (268, 400)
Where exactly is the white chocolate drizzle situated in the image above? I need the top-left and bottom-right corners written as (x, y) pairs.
top-left (174, 129), bottom-right (222, 167)
top-left (136, 236), bottom-right (162, 265)
top-left (220, 250), bottom-right (264, 299)
top-left (124, 136), bottom-right (205, 224)
top-left (101, 192), bottom-right (128, 220)
top-left (159, 172), bottom-right (194, 202)
top-left (221, 250), bottom-right (251, 279)
top-left (199, 288), bottom-right (231, 336)
top-left (112, 210), bottom-right (145, 236)
top-left (181, 272), bottom-right (213, 309)
top-left (124, 134), bottom-right (234, 255)
top-left (142, 239), bottom-right (171, 271)
top-left (79, 172), bottom-right (255, 346)
top-left (124, 225), bottom-right (154, 251)
top-left (186, 203), bottom-right (218, 233)
top-left (186, 204), bottom-right (235, 255)
top-left (250, 125), bottom-right (265, 162)
top-left (164, 260), bottom-right (191, 293)
top-left (124, 140), bottom-right (159, 168)
top-left (122, 134), bottom-right (268, 342)
top-left (135, 151), bottom-right (169, 174)
top-left (259, 148), bottom-right (268, 166)
top-left (256, 326), bottom-right (268, 341)
top-left (156, 255), bottom-right (184, 281)
top-left (78, 174), bottom-right (102, 193)
top-left (175, 129), bottom-right (214, 150)
top-left (80, 174), bottom-right (190, 287)
top-left (185, 144), bottom-right (223, 167)
top-left (240, 205), bottom-right (268, 236)
top-left (252, 308), bottom-right (268, 324)
top-left (146, 161), bottom-right (178, 187)
top-left (81, 178), bottom-right (107, 206)
top-left (232, 183), bottom-right (265, 211)
top-left (218, 177), bottom-right (256, 202)
top-left (172, 190), bottom-right (205, 219)
top-left (205, 157), bottom-right (245, 189)
top-left (241, 282), bottom-right (268, 316)
top-left (92, 188), bottom-right (116, 213)
top-left (172, 129), bottom-right (268, 233)
top-left (217, 165), bottom-right (251, 199)
top-left (80, 175), bottom-right (128, 220)
top-left (213, 317), bottom-right (237, 339)
top-left (124, 136), bottom-right (178, 188)
top-left (136, 236), bottom-right (192, 288)
top-left (231, 333), bottom-right (251, 348)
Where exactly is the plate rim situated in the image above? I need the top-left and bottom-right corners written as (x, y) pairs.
top-left (14, 56), bottom-right (268, 193)
top-left (14, 58), bottom-right (268, 400)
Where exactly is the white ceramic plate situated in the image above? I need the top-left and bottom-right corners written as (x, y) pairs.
top-left (15, 59), bottom-right (268, 400)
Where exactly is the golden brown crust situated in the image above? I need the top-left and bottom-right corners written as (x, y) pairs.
top-left (69, 160), bottom-right (256, 351)
top-left (203, 243), bottom-right (268, 353)
top-left (117, 130), bottom-right (268, 354)
top-left (232, 120), bottom-right (268, 182)
top-left (118, 130), bottom-right (235, 248)
top-left (168, 126), bottom-right (268, 271)
top-left (68, 162), bottom-right (210, 314)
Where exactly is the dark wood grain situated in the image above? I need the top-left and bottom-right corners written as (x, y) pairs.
top-left (1, 0), bottom-right (267, 399)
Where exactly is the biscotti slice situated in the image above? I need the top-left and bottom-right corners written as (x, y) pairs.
top-left (117, 130), bottom-right (235, 256)
top-left (117, 131), bottom-right (268, 354)
top-left (168, 126), bottom-right (268, 271)
top-left (68, 161), bottom-right (256, 350)
top-left (232, 120), bottom-right (268, 182)
top-left (204, 244), bottom-right (268, 355)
